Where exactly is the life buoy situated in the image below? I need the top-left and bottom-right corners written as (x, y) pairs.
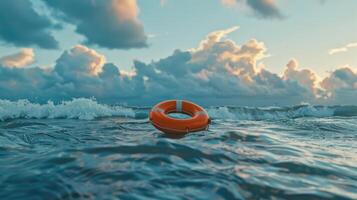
top-left (149, 100), bottom-right (210, 134)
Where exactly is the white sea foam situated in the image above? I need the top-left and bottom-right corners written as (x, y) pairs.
top-left (0, 98), bottom-right (135, 121)
top-left (207, 105), bottom-right (336, 120)
top-left (1, 98), bottom-right (356, 121)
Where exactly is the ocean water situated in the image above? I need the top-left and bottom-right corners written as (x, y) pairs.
top-left (0, 98), bottom-right (356, 200)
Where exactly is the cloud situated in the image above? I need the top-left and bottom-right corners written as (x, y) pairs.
top-left (246, 0), bottom-right (282, 18)
top-left (283, 59), bottom-right (319, 95)
top-left (329, 42), bottom-right (357, 55)
top-left (321, 67), bottom-right (357, 91)
top-left (43, 0), bottom-right (147, 49)
top-left (0, 0), bottom-right (58, 49)
top-left (0, 49), bottom-right (35, 68)
top-left (346, 43), bottom-right (357, 48)
top-left (160, 0), bottom-right (168, 7)
top-left (328, 48), bottom-right (348, 55)
top-left (320, 67), bottom-right (357, 104)
top-left (164, 0), bottom-right (283, 19)
top-left (221, 0), bottom-right (282, 19)
top-left (221, 0), bottom-right (237, 6)
top-left (0, 27), bottom-right (356, 106)
top-left (54, 45), bottom-right (106, 77)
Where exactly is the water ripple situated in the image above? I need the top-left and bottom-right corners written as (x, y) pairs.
top-left (0, 117), bottom-right (356, 199)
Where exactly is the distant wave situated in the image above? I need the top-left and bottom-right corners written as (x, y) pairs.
top-left (207, 105), bottom-right (352, 120)
top-left (0, 98), bottom-right (135, 121)
top-left (1, 98), bottom-right (357, 121)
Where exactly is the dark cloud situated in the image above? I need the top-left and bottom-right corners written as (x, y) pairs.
top-left (0, 28), bottom-right (355, 106)
top-left (43, 0), bottom-right (147, 49)
top-left (221, 0), bottom-right (282, 19)
top-left (0, 0), bottom-right (58, 49)
top-left (246, 0), bottom-right (282, 19)
top-left (0, 65), bottom-right (61, 101)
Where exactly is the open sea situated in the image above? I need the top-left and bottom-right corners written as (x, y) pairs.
top-left (0, 98), bottom-right (356, 200)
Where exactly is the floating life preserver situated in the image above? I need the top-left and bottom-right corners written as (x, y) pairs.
top-left (149, 100), bottom-right (210, 134)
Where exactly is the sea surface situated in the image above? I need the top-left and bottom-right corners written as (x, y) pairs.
top-left (0, 98), bottom-right (356, 200)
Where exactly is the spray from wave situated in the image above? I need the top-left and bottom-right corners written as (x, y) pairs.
top-left (1, 98), bottom-right (357, 121)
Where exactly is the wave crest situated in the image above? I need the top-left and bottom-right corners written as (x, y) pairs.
top-left (1, 98), bottom-right (357, 121)
top-left (207, 105), bottom-right (357, 120)
top-left (0, 98), bottom-right (135, 121)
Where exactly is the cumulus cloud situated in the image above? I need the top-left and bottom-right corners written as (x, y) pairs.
top-left (55, 45), bottom-right (106, 77)
top-left (321, 67), bottom-right (357, 91)
top-left (0, 49), bottom-right (35, 68)
top-left (283, 59), bottom-right (320, 95)
top-left (329, 42), bottom-right (357, 55)
top-left (0, 0), bottom-right (58, 49)
top-left (320, 67), bottom-right (357, 104)
top-left (43, 0), bottom-right (147, 49)
top-left (0, 27), bottom-right (356, 106)
top-left (221, 0), bottom-right (282, 19)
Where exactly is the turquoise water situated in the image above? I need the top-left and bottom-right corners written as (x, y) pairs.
top-left (0, 99), bottom-right (356, 199)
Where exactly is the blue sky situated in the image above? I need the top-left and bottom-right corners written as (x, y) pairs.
top-left (0, 0), bottom-right (357, 105)
top-left (1, 0), bottom-right (356, 74)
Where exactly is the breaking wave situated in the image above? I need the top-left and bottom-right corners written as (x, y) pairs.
top-left (206, 105), bottom-right (357, 120)
top-left (1, 98), bottom-right (357, 121)
top-left (0, 98), bottom-right (135, 121)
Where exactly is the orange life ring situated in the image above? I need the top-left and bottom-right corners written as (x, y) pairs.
top-left (149, 100), bottom-right (210, 134)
